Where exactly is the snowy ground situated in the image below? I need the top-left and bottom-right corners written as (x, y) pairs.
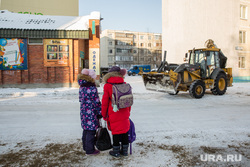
top-left (0, 75), bottom-right (250, 167)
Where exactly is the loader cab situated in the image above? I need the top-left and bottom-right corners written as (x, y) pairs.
top-left (189, 49), bottom-right (221, 78)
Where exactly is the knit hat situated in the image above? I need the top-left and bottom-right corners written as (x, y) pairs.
top-left (81, 68), bottom-right (97, 79)
top-left (108, 66), bottom-right (127, 76)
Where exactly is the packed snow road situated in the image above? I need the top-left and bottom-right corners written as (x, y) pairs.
top-left (0, 76), bottom-right (249, 166)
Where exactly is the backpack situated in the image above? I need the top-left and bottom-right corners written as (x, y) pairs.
top-left (128, 119), bottom-right (136, 154)
top-left (111, 83), bottom-right (133, 112)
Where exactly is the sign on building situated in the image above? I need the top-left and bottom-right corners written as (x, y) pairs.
top-left (89, 48), bottom-right (100, 75)
top-left (44, 39), bottom-right (72, 67)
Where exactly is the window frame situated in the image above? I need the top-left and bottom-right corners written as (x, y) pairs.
top-left (28, 38), bottom-right (43, 45)
top-left (239, 30), bottom-right (247, 44)
top-left (238, 56), bottom-right (246, 69)
top-left (240, 5), bottom-right (248, 20)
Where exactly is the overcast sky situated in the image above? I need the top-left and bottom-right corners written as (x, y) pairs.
top-left (79, 0), bottom-right (162, 33)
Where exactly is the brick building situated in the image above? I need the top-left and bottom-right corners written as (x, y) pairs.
top-left (0, 10), bottom-right (101, 88)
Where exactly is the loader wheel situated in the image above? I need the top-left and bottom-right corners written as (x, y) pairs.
top-left (132, 72), bottom-right (136, 76)
top-left (211, 73), bottom-right (227, 95)
top-left (189, 80), bottom-right (205, 99)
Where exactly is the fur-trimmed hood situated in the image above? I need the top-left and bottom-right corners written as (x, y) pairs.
top-left (103, 71), bottom-right (124, 83)
top-left (77, 74), bottom-right (95, 83)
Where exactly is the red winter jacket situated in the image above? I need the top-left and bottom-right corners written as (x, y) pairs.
top-left (101, 73), bottom-right (131, 135)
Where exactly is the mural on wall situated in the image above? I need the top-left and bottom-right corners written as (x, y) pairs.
top-left (0, 38), bottom-right (28, 70)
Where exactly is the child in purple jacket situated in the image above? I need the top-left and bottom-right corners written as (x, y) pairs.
top-left (78, 69), bottom-right (102, 155)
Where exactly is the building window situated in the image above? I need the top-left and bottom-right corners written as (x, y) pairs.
top-left (117, 48), bottom-right (122, 53)
top-left (116, 56), bottom-right (120, 61)
top-left (239, 56), bottom-right (245, 68)
top-left (239, 31), bottom-right (246, 43)
top-left (140, 35), bottom-right (144, 40)
top-left (154, 35), bottom-right (160, 40)
top-left (109, 49), bottom-right (113, 54)
top-left (133, 50), bottom-right (137, 54)
top-left (140, 43), bottom-right (144, 47)
top-left (28, 38), bottom-right (43, 44)
top-left (240, 5), bottom-right (248, 19)
top-left (148, 36), bottom-right (151, 40)
top-left (109, 41), bottom-right (112, 45)
top-left (108, 33), bottom-right (113, 38)
top-left (116, 41), bottom-right (125, 45)
top-left (115, 40), bottom-right (126, 45)
top-left (108, 56), bottom-right (114, 63)
top-left (148, 43), bottom-right (151, 47)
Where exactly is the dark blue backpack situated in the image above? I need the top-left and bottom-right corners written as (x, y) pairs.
top-left (128, 119), bottom-right (136, 154)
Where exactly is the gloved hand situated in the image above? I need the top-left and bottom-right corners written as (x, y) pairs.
top-left (97, 115), bottom-right (103, 119)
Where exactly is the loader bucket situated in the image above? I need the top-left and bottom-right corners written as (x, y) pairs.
top-left (142, 71), bottom-right (180, 94)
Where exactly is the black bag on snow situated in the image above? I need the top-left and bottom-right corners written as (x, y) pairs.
top-left (96, 123), bottom-right (112, 151)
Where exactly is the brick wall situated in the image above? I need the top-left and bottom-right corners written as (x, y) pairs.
top-left (0, 39), bottom-right (89, 88)
top-left (28, 45), bottom-right (45, 84)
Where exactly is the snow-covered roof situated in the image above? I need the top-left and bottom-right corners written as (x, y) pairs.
top-left (0, 10), bottom-right (101, 31)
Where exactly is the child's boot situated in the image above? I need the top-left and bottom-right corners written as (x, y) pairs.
top-left (120, 144), bottom-right (129, 156)
top-left (109, 145), bottom-right (120, 157)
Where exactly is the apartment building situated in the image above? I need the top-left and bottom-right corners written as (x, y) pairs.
top-left (100, 30), bottom-right (162, 69)
top-left (162, 0), bottom-right (250, 80)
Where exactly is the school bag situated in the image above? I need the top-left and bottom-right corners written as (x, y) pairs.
top-left (110, 83), bottom-right (133, 112)
top-left (128, 119), bottom-right (136, 155)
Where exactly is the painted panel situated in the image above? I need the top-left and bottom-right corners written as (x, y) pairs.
top-left (0, 38), bottom-right (28, 70)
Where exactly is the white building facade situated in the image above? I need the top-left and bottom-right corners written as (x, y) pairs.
top-left (100, 30), bottom-right (162, 69)
top-left (162, 0), bottom-right (250, 79)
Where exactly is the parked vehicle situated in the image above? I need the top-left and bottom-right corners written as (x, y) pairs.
top-left (128, 65), bottom-right (151, 76)
top-left (100, 67), bottom-right (110, 77)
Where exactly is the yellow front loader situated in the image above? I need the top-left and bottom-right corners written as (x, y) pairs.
top-left (142, 40), bottom-right (233, 98)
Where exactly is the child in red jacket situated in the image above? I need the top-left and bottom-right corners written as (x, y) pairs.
top-left (101, 66), bottom-right (131, 157)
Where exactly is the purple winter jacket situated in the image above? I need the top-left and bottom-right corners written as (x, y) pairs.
top-left (78, 74), bottom-right (101, 131)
